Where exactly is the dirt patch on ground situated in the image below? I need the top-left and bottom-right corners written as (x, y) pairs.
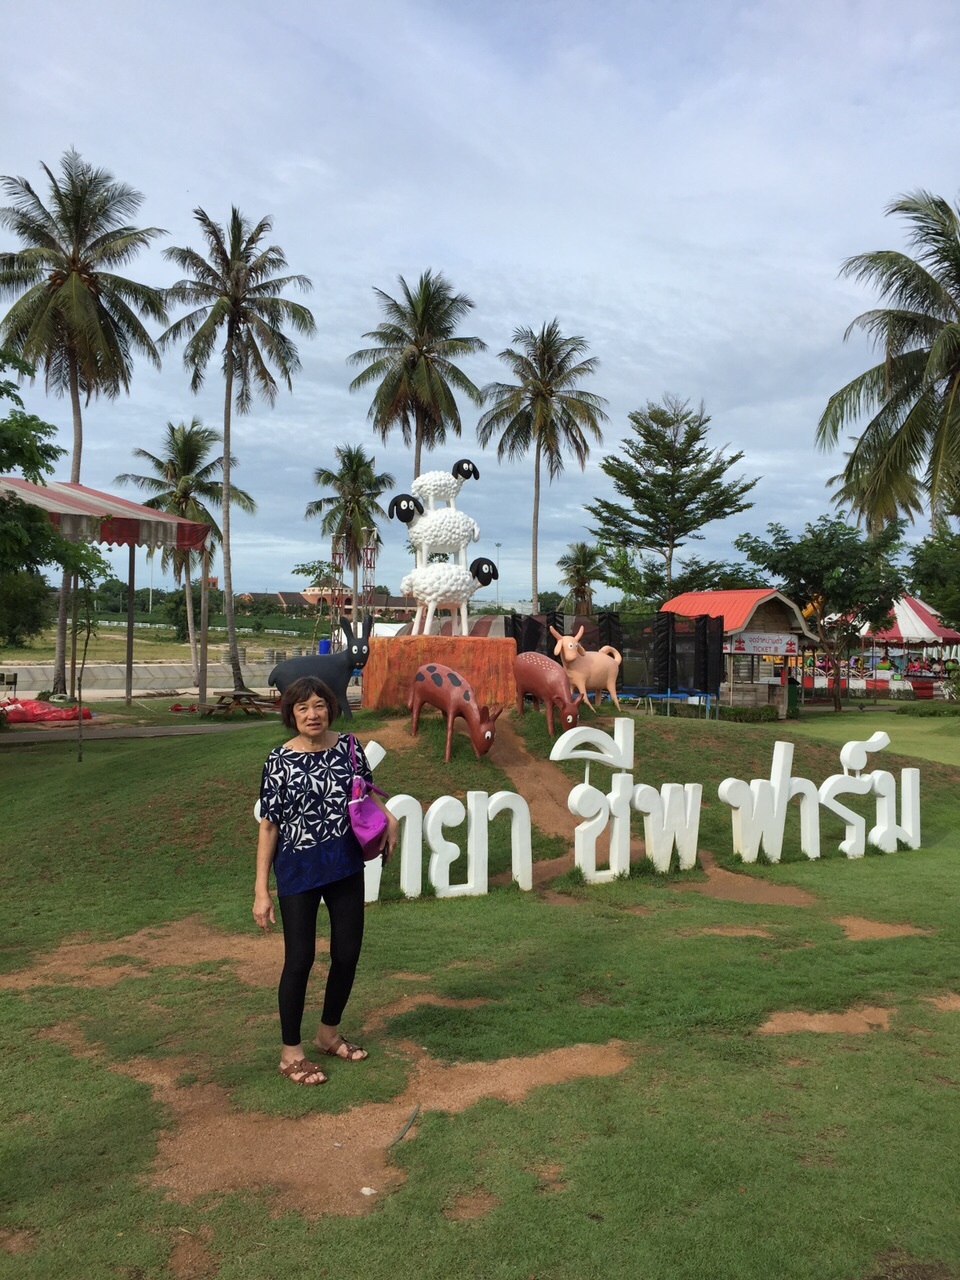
top-left (865, 1249), bottom-right (959, 1279)
top-left (529, 1162), bottom-right (567, 1193)
top-left (923, 993), bottom-right (960, 1011)
top-left (487, 719), bottom-right (580, 843)
top-left (834, 916), bottom-right (933, 941)
top-left (168, 1226), bottom-right (219, 1279)
top-left (0, 916), bottom-right (293, 991)
top-left (673, 850), bottom-right (817, 907)
top-left (443, 1188), bottom-right (501, 1220)
top-left (757, 1005), bottom-right (893, 1035)
top-left (41, 1021), bottom-right (630, 1218)
top-left (0, 1227), bottom-right (35, 1254)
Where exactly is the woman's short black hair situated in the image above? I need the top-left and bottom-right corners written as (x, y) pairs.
top-left (279, 677), bottom-right (340, 729)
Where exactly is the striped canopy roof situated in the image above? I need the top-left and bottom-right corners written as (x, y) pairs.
top-left (860, 595), bottom-right (960, 645)
top-left (1, 477), bottom-right (210, 551)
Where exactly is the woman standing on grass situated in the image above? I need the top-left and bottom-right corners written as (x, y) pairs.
top-left (253, 676), bottom-right (397, 1086)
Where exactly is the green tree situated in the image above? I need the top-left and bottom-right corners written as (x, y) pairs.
top-left (556, 541), bottom-right (606, 613)
top-left (537, 590), bottom-right (564, 614)
top-left (906, 527), bottom-right (960, 630)
top-left (348, 269), bottom-right (486, 478)
top-left (0, 150), bottom-right (167, 691)
top-left (114, 418), bottom-right (255, 683)
top-left (160, 207), bottom-right (315, 689)
top-left (477, 320), bottom-right (608, 613)
top-left (586, 395), bottom-right (757, 591)
top-left (600, 546), bottom-right (767, 611)
top-left (0, 347), bottom-right (86, 585)
top-left (0, 569), bottom-right (53, 647)
top-left (817, 191), bottom-right (960, 531)
top-left (305, 445), bottom-right (394, 618)
top-left (735, 516), bottom-right (905, 712)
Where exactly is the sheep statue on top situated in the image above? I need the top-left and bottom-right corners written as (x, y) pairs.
top-left (390, 459), bottom-right (499, 635)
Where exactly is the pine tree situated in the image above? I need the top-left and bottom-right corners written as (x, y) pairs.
top-left (586, 395), bottom-right (757, 589)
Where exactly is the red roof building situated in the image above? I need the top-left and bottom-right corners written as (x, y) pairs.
top-left (662, 589), bottom-right (816, 655)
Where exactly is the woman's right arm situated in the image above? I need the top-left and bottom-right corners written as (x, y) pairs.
top-left (253, 818), bottom-right (279, 931)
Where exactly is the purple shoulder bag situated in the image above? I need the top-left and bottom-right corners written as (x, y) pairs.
top-left (347, 734), bottom-right (389, 860)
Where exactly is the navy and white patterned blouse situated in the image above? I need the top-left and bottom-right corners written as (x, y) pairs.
top-left (259, 734), bottom-right (373, 896)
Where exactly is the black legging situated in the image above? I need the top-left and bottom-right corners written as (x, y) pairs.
top-left (277, 870), bottom-right (365, 1047)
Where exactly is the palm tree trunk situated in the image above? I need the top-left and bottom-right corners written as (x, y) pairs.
top-left (68, 353), bottom-right (83, 485)
top-left (184, 559), bottom-right (199, 686)
top-left (221, 352), bottom-right (245, 690)
top-left (52, 356), bottom-right (85, 695)
top-left (352, 558), bottom-right (360, 625)
top-left (531, 438), bottom-right (541, 614)
top-left (413, 410), bottom-right (423, 480)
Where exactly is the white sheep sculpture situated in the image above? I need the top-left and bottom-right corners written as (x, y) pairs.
top-left (408, 507), bottom-right (480, 569)
top-left (411, 458), bottom-right (479, 510)
top-left (401, 564), bottom-right (479, 636)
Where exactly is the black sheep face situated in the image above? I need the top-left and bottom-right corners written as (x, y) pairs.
top-left (470, 557), bottom-right (498, 586)
top-left (388, 494), bottom-right (423, 524)
top-left (452, 459), bottom-right (479, 482)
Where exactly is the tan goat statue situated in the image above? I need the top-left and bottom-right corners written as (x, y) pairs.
top-left (548, 625), bottom-right (623, 713)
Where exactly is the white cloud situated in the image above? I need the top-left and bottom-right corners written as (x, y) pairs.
top-left (3, 0), bottom-right (958, 598)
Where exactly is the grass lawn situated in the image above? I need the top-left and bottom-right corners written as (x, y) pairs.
top-left (790, 705), bottom-right (960, 768)
top-left (0, 620), bottom-right (314, 667)
top-left (1, 711), bottom-right (959, 1279)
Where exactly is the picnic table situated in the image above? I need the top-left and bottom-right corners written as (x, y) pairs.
top-left (199, 690), bottom-right (275, 717)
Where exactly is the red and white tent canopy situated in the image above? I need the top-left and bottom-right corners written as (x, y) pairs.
top-left (0, 477), bottom-right (210, 550)
top-left (860, 595), bottom-right (960, 645)
top-left (2, 476), bottom-right (213, 703)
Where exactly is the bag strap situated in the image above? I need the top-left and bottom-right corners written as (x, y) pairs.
top-left (348, 733), bottom-right (388, 798)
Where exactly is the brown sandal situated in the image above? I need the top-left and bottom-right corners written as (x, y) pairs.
top-left (278, 1057), bottom-right (328, 1085)
top-left (315, 1036), bottom-right (368, 1062)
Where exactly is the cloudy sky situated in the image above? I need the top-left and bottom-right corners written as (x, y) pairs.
top-left (4, 0), bottom-right (959, 603)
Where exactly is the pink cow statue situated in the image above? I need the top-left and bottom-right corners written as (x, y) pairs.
top-left (548, 625), bottom-right (623, 713)
top-left (514, 651), bottom-right (582, 735)
top-left (408, 663), bottom-right (503, 762)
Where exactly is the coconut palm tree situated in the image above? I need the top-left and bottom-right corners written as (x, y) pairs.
top-left (347, 269), bottom-right (486, 478)
top-left (557, 541), bottom-right (606, 614)
top-left (305, 444), bottom-right (395, 619)
top-left (115, 419), bottom-right (255, 683)
top-left (160, 207), bottom-right (315, 689)
top-left (477, 320), bottom-right (608, 613)
top-left (817, 190), bottom-right (960, 531)
top-left (0, 148), bottom-right (167, 691)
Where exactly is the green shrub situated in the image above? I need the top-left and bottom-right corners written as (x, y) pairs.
top-left (894, 702), bottom-right (960, 717)
top-left (716, 704), bottom-right (779, 724)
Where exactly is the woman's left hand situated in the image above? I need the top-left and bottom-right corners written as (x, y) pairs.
top-left (380, 812), bottom-right (399, 863)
